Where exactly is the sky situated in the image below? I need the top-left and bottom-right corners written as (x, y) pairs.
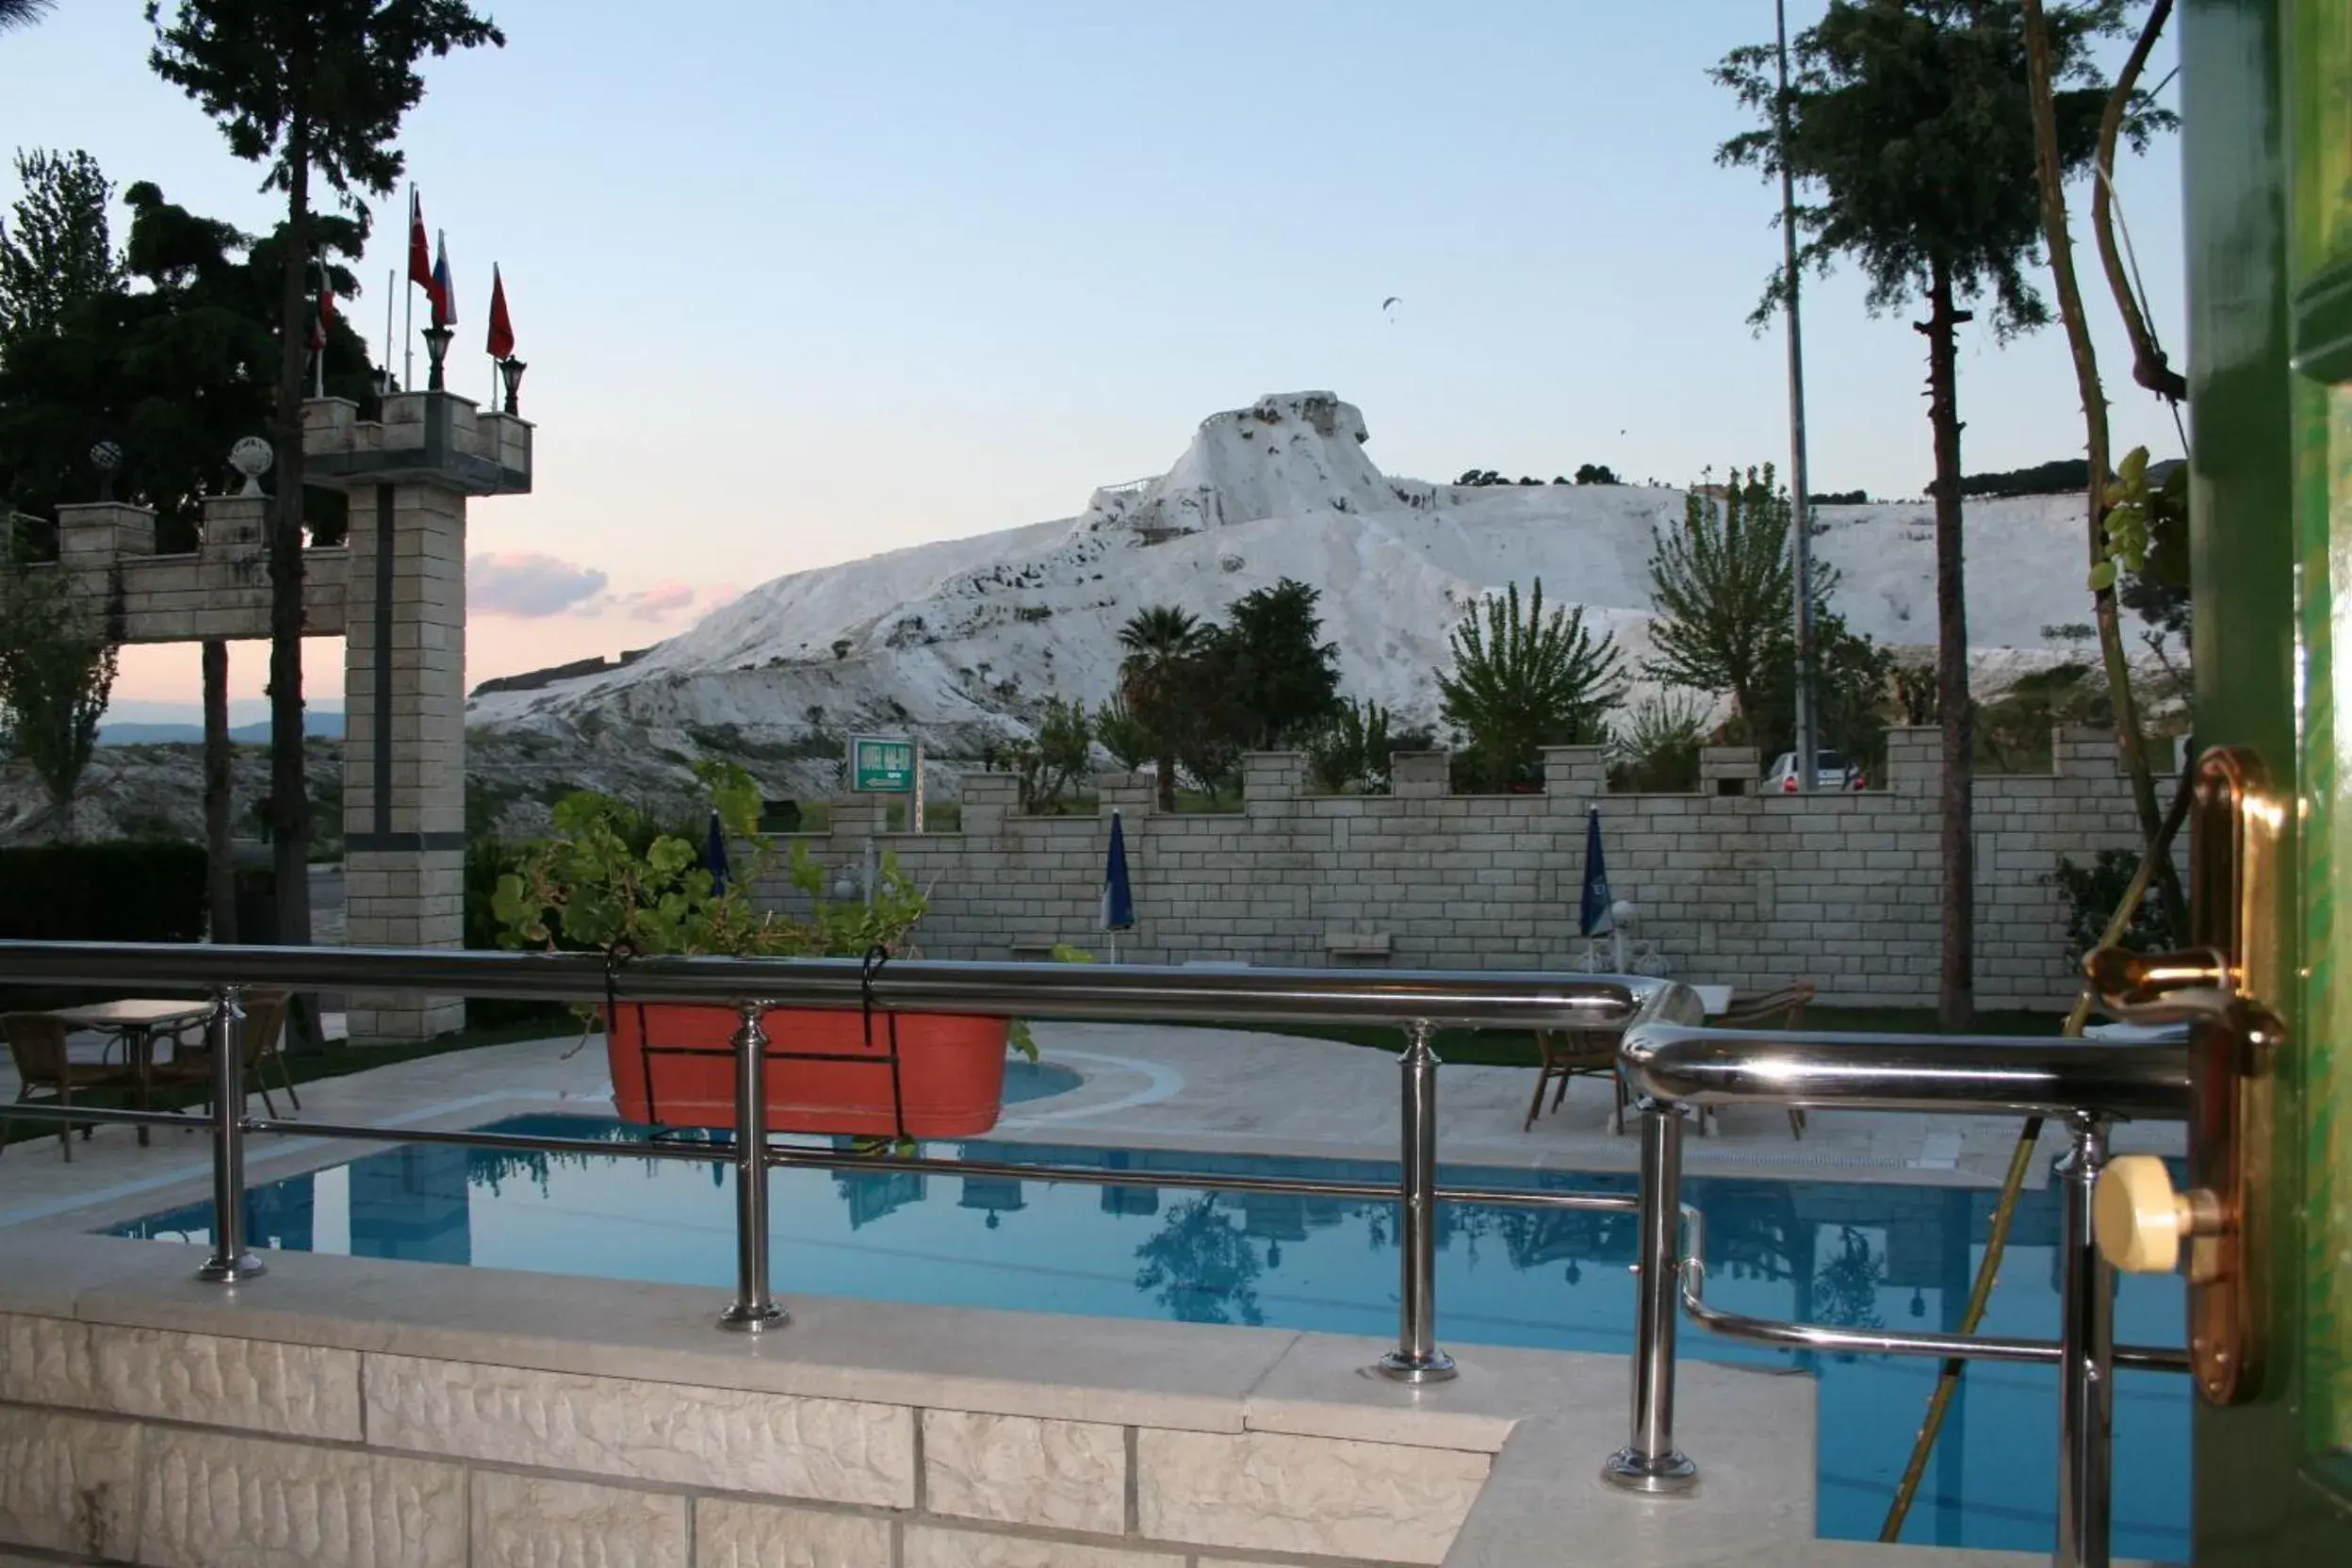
top-left (2, 1), bottom-right (2187, 718)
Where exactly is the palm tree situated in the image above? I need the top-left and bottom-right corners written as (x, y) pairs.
top-left (1118, 605), bottom-right (1211, 809)
top-left (0, 1), bottom-right (55, 32)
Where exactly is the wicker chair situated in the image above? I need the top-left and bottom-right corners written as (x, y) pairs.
top-left (1524, 1029), bottom-right (1629, 1134)
top-left (1713, 983), bottom-right (1818, 1139)
top-left (151, 991), bottom-right (300, 1119)
top-left (3, 1013), bottom-right (141, 1162)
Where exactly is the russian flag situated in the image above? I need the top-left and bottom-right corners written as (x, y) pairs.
top-left (432, 231), bottom-right (456, 330)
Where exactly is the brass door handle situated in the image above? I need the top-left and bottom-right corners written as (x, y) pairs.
top-left (2083, 746), bottom-right (2282, 1407)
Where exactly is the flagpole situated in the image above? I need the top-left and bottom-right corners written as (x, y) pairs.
top-left (382, 267), bottom-right (394, 398)
top-left (312, 253), bottom-right (325, 400)
top-left (402, 189), bottom-right (414, 391)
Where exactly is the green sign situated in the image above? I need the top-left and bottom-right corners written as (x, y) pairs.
top-left (850, 736), bottom-right (917, 792)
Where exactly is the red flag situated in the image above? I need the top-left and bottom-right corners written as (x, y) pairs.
top-left (407, 189), bottom-right (436, 312)
top-left (485, 265), bottom-right (514, 359)
top-left (308, 267), bottom-right (335, 351)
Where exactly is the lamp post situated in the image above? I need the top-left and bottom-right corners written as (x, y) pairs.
top-left (422, 324), bottom-right (454, 392)
top-left (1776, 0), bottom-right (1820, 793)
top-left (497, 356), bottom-right (527, 416)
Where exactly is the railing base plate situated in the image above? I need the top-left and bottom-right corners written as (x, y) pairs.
top-left (1601, 1446), bottom-right (1697, 1494)
top-left (717, 1303), bottom-right (788, 1334)
top-left (197, 1253), bottom-right (266, 1284)
top-left (1372, 1349), bottom-right (1458, 1383)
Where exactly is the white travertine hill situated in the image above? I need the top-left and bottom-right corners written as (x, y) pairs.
top-left (468, 392), bottom-right (2117, 757)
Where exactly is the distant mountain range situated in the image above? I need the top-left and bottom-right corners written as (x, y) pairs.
top-left (97, 710), bottom-right (346, 746)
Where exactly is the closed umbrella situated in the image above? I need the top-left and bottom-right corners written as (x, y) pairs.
top-left (1578, 807), bottom-right (1619, 970)
top-left (1102, 809), bottom-right (1135, 962)
top-left (703, 808), bottom-right (730, 897)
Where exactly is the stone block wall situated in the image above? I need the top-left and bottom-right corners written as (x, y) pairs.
top-left (763, 727), bottom-right (2174, 1008)
top-left (0, 1310), bottom-right (1487, 1567)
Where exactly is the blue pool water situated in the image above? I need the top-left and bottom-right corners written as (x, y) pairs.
top-left (110, 1118), bottom-right (2188, 1559)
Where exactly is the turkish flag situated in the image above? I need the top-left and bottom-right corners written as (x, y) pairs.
top-left (406, 188), bottom-right (433, 308)
top-left (309, 266), bottom-right (335, 351)
top-left (485, 265), bottom-right (514, 359)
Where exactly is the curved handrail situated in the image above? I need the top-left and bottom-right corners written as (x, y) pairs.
top-left (1619, 1022), bottom-right (2189, 1122)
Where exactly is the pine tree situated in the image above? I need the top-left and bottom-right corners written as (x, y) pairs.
top-left (1713, 0), bottom-right (2142, 1025)
top-left (146, 1), bottom-right (503, 979)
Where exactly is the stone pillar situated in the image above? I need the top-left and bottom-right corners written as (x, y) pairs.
top-left (1883, 727), bottom-right (1941, 797)
top-left (1392, 751), bottom-right (1450, 799)
top-left (1700, 745), bottom-right (1760, 796)
top-left (1540, 744), bottom-right (1609, 797)
top-left (341, 482), bottom-right (467, 1039)
top-left (302, 391), bottom-right (531, 1042)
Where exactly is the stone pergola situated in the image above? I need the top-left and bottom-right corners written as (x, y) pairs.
top-left (32, 391), bottom-right (531, 1041)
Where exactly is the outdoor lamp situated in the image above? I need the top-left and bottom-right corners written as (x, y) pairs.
top-left (422, 324), bottom-right (455, 391)
top-left (498, 356), bottom-right (527, 416)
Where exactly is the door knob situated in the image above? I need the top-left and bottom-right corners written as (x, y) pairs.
top-left (2094, 1153), bottom-right (2223, 1275)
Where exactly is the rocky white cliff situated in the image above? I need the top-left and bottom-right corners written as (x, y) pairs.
top-left (468, 391), bottom-right (2115, 760)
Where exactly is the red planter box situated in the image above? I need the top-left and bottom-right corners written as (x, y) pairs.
top-left (605, 1003), bottom-right (1009, 1136)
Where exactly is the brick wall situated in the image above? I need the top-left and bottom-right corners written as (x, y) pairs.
top-left (761, 727), bottom-right (2175, 1009)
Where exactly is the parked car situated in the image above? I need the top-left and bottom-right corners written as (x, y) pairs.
top-left (1761, 749), bottom-right (1864, 792)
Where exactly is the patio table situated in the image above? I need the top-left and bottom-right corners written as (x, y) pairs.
top-left (43, 999), bottom-right (214, 1146)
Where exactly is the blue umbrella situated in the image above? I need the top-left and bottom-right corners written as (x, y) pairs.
top-left (1578, 806), bottom-right (1612, 939)
top-left (703, 808), bottom-right (731, 896)
top-left (1101, 809), bottom-right (1135, 960)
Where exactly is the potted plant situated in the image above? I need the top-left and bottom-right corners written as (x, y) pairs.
top-left (492, 762), bottom-right (1022, 1136)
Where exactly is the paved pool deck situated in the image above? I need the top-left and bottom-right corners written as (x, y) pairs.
top-left (0, 1020), bottom-right (2182, 1236)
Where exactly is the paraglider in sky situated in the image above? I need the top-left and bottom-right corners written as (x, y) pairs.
top-left (1381, 295), bottom-right (1401, 319)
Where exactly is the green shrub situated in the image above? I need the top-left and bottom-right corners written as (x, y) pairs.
top-left (2048, 847), bottom-right (2182, 962)
top-left (0, 841), bottom-right (207, 940)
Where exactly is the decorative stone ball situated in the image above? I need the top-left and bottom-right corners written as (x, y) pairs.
top-left (229, 435), bottom-right (274, 497)
top-left (1611, 899), bottom-right (1638, 927)
top-left (89, 439), bottom-right (123, 474)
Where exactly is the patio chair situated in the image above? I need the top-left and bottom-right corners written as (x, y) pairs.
top-left (1524, 1029), bottom-right (1628, 1134)
top-left (1714, 983), bottom-right (1817, 1139)
top-left (151, 991), bottom-right (300, 1119)
top-left (2, 1013), bottom-right (141, 1163)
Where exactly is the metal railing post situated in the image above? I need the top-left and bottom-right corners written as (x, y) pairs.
top-left (1604, 1100), bottom-right (1696, 1492)
top-left (718, 1001), bottom-right (786, 1332)
top-left (196, 986), bottom-right (263, 1283)
top-left (2056, 1114), bottom-right (2114, 1568)
top-left (1375, 1020), bottom-right (1455, 1382)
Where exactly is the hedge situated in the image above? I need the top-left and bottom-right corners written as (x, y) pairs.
top-left (0, 841), bottom-right (209, 942)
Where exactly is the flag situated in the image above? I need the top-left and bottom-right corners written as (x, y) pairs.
top-left (1578, 806), bottom-right (1612, 938)
top-left (1101, 810), bottom-right (1135, 933)
top-left (308, 257), bottom-right (335, 351)
top-left (485, 265), bottom-right (514, 359)
top-left (406, 189), bottom-right (433, 305)
top-left (431, 232), bottom-right (455, 329)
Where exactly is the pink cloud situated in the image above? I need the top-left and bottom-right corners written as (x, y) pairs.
top-left (608, 581), bottom-right (698, 621)
top-left (469, 551), bottom-right (610, 616)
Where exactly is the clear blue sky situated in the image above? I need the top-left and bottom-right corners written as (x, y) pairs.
top-left (3, 1), bottom-right (2185, 710)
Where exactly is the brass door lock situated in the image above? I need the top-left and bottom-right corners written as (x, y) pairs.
top-left (2084, 748), bottom-right (2283, 1406)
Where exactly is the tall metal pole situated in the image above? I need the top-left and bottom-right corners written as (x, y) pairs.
top-left (1375, 1020), bottom-right (1456, 1381)
top-left (718, 1001), bottom-right (786, 1332)
top-left (197, 987), bottom-right (264, 1283)
top-left (1777, 0), bottom-right (1820, 794)
top-left (1604, 1101), bottom-right (1697, 1492)
top-left (2055, 1115), bottom-right (2114, 1568)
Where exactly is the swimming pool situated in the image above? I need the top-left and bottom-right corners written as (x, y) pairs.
top-left (108, 1117), bottom-right (2187, 1559)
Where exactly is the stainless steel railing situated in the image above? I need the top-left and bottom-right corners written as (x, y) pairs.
top-left (0, 940), bottom-right (1695, 1384)
top-left (1615, 1022), bottom-right (2193, 1568)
